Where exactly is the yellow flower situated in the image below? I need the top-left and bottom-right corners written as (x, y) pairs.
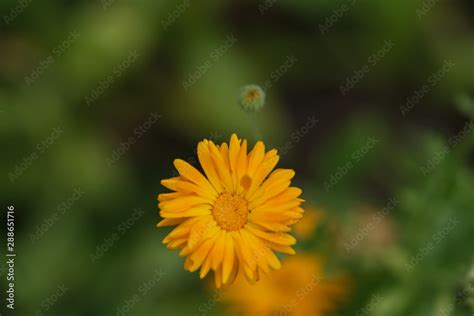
top-left (222, 254), bottom-right (349, 316)
top-left (157, 133), bottom-right (304, 287)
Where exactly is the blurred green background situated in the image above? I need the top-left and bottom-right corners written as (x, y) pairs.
top-left (1, 0), bottom-right (474, 315)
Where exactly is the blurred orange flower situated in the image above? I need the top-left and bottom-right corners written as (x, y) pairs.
top-left (222, 254), bottom-right (349, 316)
top-left (293, 206), bottom-right (325, 239)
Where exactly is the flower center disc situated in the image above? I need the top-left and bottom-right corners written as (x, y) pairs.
top-left (212, 193), bottom-right (249, 231)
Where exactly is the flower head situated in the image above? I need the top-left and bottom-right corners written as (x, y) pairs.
top-left (222, 254), bottom-right (349, 315)
top-left (238, 84), bottom-right (265, 112)
top-left (157, 133), bottom-right (304, 287)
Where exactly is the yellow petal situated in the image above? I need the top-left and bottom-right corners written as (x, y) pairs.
top-left (247, 218), bottom-right (291, 232)
top-left (222, 233), bottom-right (235, 284)
top-left (241, 229), bottom-right (270, 273)
top-left (248, 168), bottom-right (295, 206)
top-left (219, 142), bottom-right (231, 171)
top-left (245, 222), bottom-right (296, 245)
top-left (247, 141), bottom-right (265, 176)
top-left (229, 133), bottom-right (240, 192)
top-left (160, 206), bottom-right (210, 218)
top-left (257, 169), bottom-right (295, 193)
top-left (236, 139), bottom-right (248, 194)
top-left (156, 218), bottom-right (184, 227)
top-left (233, 231), bottom-right (257, 282)
top-left (189, 233), bottom-right (219, 272)
top-left (167, 238), bottom-right (187, 250)
top-left (184, 257), bottom-right (193, 271)
top-left (197, 140), bottom-right (224, 193)
top-left (252, 199), bottom-right (303, 215)
top-left (265, 249), bottom-right (281, 270)
top-left (246, 229), bottom-right (281, 270)
top-left (226, 255), bottom-right (239, 285)
top-left (214, 267), bottom-right (223, 288)
top-left (173, 159), bottom-right (216, 194)
top-left (159, 195), bottom-right (210, 213)
top-left (199, 244), bottom-right (215, 279)
top-left (249, 210), bottom-right (300, 230)
top-left (268, 243), bottom-right (296, 255)
top-left (162, 217), bottom-right (200, 243)
top-left (229, 133), bottom-right (241, 174)
top-left (161, 177), bottom-right (216, 201)
top-left (208, 141), bottom-right (234, 191)
top-left (211, 230), bottom-right (226, 270)
top-left (253, 187), bottom-right (302, 208)
top-left (158, 192), bottom-right (186, 202)
top-left (245, 149), bottom-right (279, 198)
top-left (160, 177), bottom-right (181, 190)
top-left (188, 215), bottom-right (218, 250)
top-left (179, 246), bottom-right (191, 257)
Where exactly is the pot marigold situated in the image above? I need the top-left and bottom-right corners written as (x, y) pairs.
top-left (157, 133), bottom-right (304, 287)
